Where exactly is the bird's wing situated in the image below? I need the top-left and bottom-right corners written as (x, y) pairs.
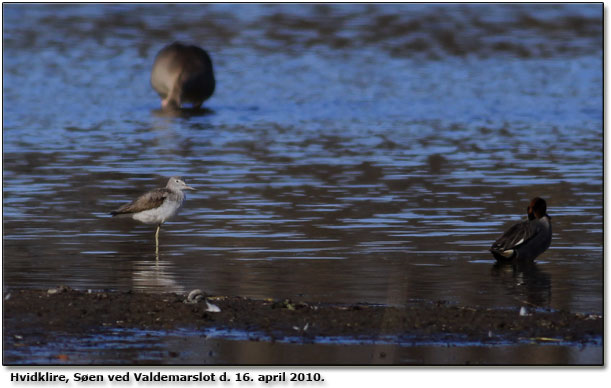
top-left (491, 219), bottom-right (542, 252)
top-left (110, 188), bottom-right (170, 215)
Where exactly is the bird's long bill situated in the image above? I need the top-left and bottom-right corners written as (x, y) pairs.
top-left (184, 184), bottom-right (196, 191)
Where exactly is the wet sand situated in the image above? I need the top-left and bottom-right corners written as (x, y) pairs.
top-left (3, 287), bottom-right (602, 365)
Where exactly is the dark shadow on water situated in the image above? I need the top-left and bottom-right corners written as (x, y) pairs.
top-left (490, 260), bottom-right (552, 309)
top-left (151, 107), bottom-right (215, 118)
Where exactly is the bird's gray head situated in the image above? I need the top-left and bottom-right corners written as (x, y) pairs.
top-left (167, 176), bottom-right (195, 191)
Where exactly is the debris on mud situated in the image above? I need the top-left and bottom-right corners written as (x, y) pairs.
top-left (3, 288), bottom-right (602, 346)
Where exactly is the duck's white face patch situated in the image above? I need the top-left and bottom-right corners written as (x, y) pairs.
top-left (501, 249), bottom-right (514, 258)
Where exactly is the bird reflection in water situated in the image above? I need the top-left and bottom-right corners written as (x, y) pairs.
top-left (490, 261), bottom-right (551, 309)
top-left (132, 258), bottom-right (185, 294)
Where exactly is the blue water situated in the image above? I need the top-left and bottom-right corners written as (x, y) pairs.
top-left (3, 325), bottom-right (602, 365)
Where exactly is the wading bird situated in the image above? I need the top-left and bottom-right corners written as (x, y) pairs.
top-left (110, 177), bottom-right (195, 255)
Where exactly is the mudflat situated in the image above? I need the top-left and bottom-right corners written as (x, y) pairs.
top-left (4, 287), bottom-right (601, 348)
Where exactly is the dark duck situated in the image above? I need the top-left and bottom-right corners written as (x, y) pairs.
top-left (490, 197), bottom-right (552, 262)
top-left (151, 42), bottom-right (215, 110)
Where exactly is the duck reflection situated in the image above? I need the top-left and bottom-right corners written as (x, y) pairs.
top-left (490, 261), bottom-right (551, 308)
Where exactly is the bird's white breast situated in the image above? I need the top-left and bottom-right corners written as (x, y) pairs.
top-left (132, 197), bottom-right (183, 225)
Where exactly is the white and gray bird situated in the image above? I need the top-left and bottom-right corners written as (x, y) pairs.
top-left (490, 197), bottom-right (552, 262)
top-left (110, 176), bottom-right (195, 254)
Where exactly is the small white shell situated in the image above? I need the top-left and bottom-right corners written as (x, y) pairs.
top-left (205, 301), bottom-right (221, 313)
top-left (47, 285), bottom-right (70, 295)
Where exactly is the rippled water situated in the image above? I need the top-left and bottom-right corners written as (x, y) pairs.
top-left (2, 2), bottom-right (603, 324)
top-left (3, 327), bottom-right (602, 365)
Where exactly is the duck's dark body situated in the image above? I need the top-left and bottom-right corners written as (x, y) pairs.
top-left (490, 216), bottom-right (552, 261)
top-left (490, 197), bottom-right (552, 262)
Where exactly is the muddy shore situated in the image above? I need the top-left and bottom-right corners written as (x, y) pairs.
top-left (4, 287), bottom-right (602, 353)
